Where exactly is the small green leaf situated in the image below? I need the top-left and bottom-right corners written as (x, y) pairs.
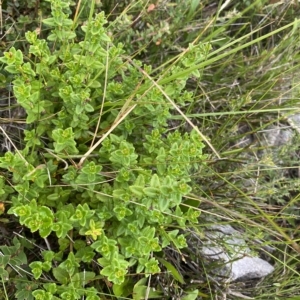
top-left (43, 283), bottom-right (57, 294)
top-left (84, 219), bottom-right (103, 240)
top-left (150, 174), bottom-right (160, 188)
top-left (30, 261), bottom-right (43, 279)
top-left (4, 65), bottom-right (18, 74)
top-left (133, 278), bottom-right (163, 300)
top-left (52, 267), bottom-right (70, 285)
top-left (0, 255), bottom-right (10, 266)
top-left (88, 80), bottom-right (101, 88)
top-left (113, 277), bottom-right (134, 297)
top-left (158, 197), bottom-right (169, 212)
top-left (142, 226), bottom-right (155, 239)
top-left (39, 226), bottom-right (52, 238)
top-left (143, 187), bottom-right (160, 197)
top-left (134, 174), bottom-right (145, 187)
top-left (181, 289), bottom-right (199, 300)
top-left (75, 247), bottom-right (95, 263)
top-left (32, 290), bottom-right (47, 300)
top-left (42, 18), bottom-right (56, 27)
top-left (129, 185), bottom-right (144, 198)
top-left (156, 257), bottom-right (185, 284)
top-left (100, 265), bottom-right (114, 277)
top-left (145, 258), bottom-right (160, 274)
top-left (84, 103), bottom-right (94, 112)
top-left (0, 268), bottom-right (9, 280)
top-left (71, 271), bottom-right (95, 288)
top-left (43, 251), bottom-right (54, 262)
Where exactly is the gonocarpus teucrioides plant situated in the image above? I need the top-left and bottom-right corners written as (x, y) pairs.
top-left (0, 0), bottom-right (209, 297)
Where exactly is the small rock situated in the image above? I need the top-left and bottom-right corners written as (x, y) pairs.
top-left (200, 224), bottom-right (274, 282)
top-left (230, 256), bottom-right (274, 281)
top-left (262, 125), bottom-right (293, 147)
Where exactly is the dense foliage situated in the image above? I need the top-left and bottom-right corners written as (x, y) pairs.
top-left (0, 0), bottom-right (211, 298)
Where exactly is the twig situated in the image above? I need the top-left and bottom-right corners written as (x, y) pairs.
top-left (91, 43), bottom-right (109, 147)
top-left (44, 148), bottom-right (69, 170)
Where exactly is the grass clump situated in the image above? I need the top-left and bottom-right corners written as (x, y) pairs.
top-left (0, 0), bottom-right (300, 299)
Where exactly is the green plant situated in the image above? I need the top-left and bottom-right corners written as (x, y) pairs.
top-left (0, 0), bottom-right (208, 297)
